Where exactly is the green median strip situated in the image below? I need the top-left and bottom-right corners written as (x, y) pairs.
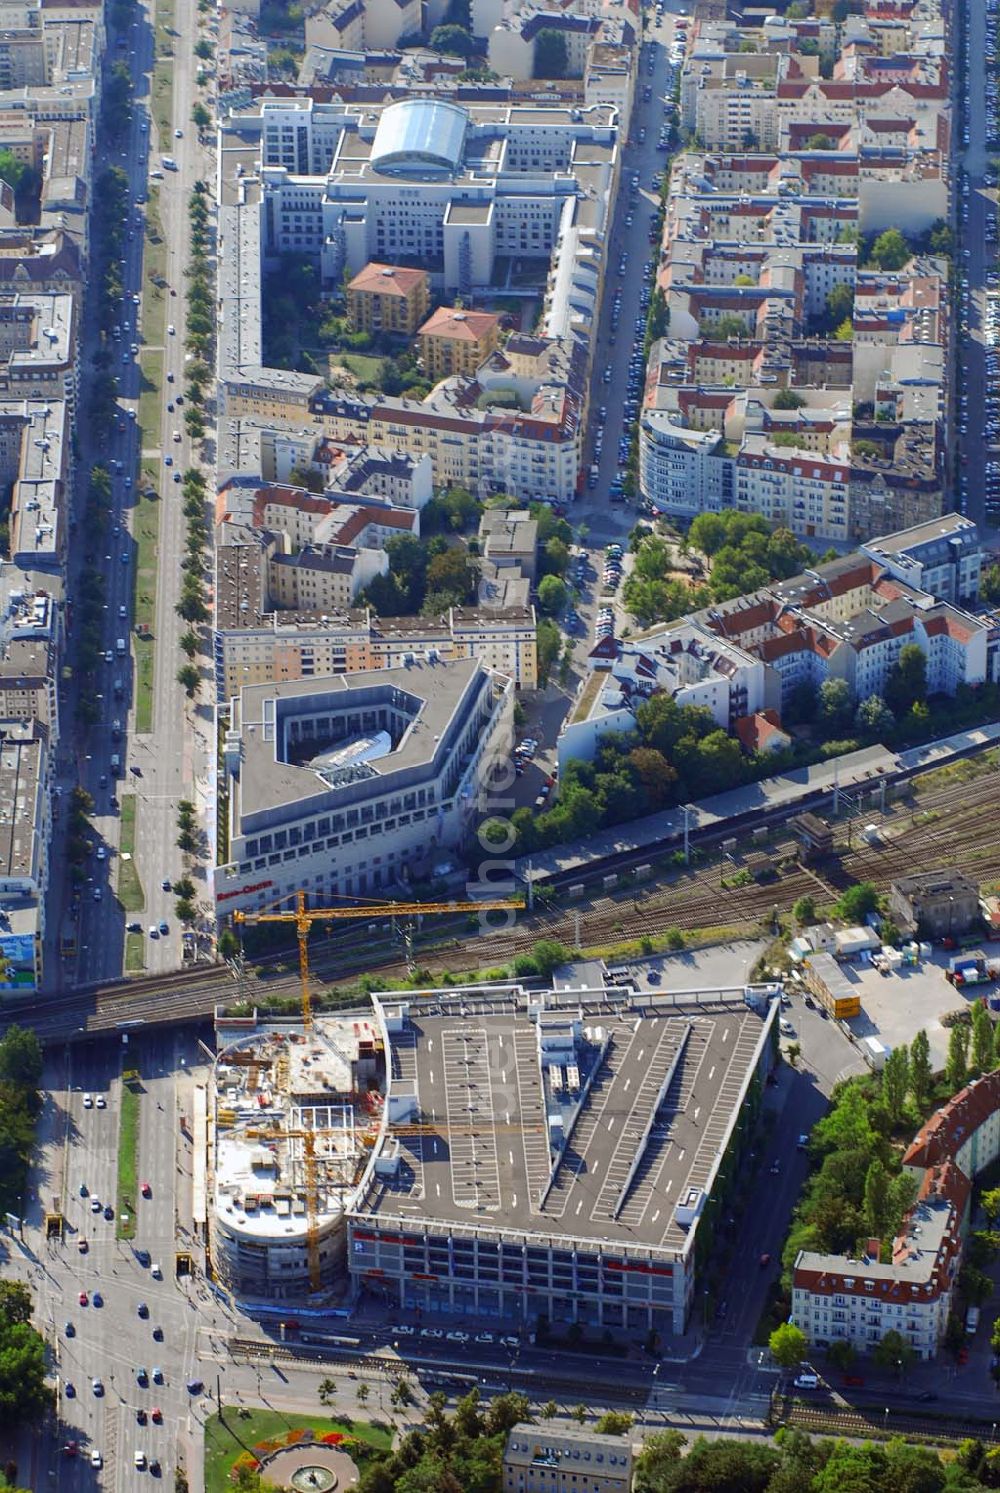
top-left (138, 350), bottom-right (163, 441)
top-left (115, 1074), bottom-right (140, 1239)
top-left (125, 930), bottom-right (146, 972)
top-left (131, 481), bottom-right (160, 734)
top-left (116, 796), bottom-right (145, 913)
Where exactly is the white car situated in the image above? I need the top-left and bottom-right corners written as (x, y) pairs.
top-left (91, 1449), bottom-right (102, 1468)
top-left (96, 1095), bottom-right (106, 1109)
top-left (134, 1451), bottom-right (147, 1470)
top-left (168, 324), bottom-right (176, 336)
top-left (82, 1093), bottom-right (93, 1109)
top-left (446, 1330), bottom-right (469, 1343)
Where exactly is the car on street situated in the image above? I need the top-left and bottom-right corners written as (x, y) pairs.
top-left (138, 1301), bottom-right (149, 1317)
top-left (91, 1378), bottom-right (103, 1395)
top-left (91, 1449), bottom-right (102, 1468)
top-left (142, 1180), bottom-right (152, 1197)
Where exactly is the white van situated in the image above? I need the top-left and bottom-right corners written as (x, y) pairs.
top-left (793, 1372), bottom-right (819, 1390)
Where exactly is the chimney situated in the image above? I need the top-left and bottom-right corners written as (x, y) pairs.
top-left (866, 1237), bottom-right (881, 1259)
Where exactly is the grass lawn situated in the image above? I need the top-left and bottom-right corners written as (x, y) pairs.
top-left (138, 351), bottom-right (163, 444)
top-left (142, 205), bottom-right (168, 348)
top-left (131, 484), bottom-right (160, 734)
top-left (337, 352), bottom-right (383, 385)
top-left (116, 797), bottom-right (145, 913)
top-left (151, 60), bottom-right (173, 145)
top-left (125, 930), bottom-right (146, 972)
top-left (204, 1410), bottom-right (391, 1493)
top-left (115, 1077), bottom-right (141, 1239)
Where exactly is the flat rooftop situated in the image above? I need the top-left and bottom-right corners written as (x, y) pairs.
top-left (354, 985), bottom-right (773, 1257)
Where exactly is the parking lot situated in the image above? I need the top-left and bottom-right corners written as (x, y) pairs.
top-left (838, 952), bottom-right (978, 1068)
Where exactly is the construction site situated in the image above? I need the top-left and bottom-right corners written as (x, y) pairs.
top-left (210, 1021), bottom-right (385, 1299)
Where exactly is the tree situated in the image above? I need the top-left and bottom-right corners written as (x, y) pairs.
top-left (318, 1376), bottom-right (336, 1405)
top-left (707, 313), bottom-right (748, 340)
top-left (982, 564), bottom-right (1000, 606)
top-left (792, 895), bottom-right (816, 926)
top-left (179, 630), bottom-right (200, 659)
top-left (634, 1430), bottom-right (686, 1490)
top-left (910, 1028), bottom-right (932, 1108)
top-left (885, 642), bottom-right (927, 717)
top-left (868, 228), bottom-right (911, 271)
top-left (982, 1188), bottom-right (1000, 1226)
top-left (854, 694), bottom-right (894, 738)
top-left (0, 150), bottom-right (29, 196)
top-left (819, 677), bottom-right (852, 729)
top-left (834, 882), bottom-right (879, 923)
top-left (193, 36), bottom-right (213, 58)
top-left (0, 1281), bottom-right (46, 1429)
top-left (429, 23), bottom-right (475, 56)
top-left (769, 1321), bottom-right (807, 1368)
top-left (594, 1411), bottom-right (633, 1434)
top-left (0, 1027), bottom-right (41, 1088)
top-left (537, 574), bottom-right (567, 615)
top-left (834, 317), bottom-right (853, 341)
top-left (425, 546), bottom-right (476, 606)
top-left (177, 663), bottom-right (200, 698)
top-left (537, 618), bottom-right (561, 685)
top-left (825, 1338), bottom-right (856, 1371)
top-left (0, 1283), bottom-right (31, 1326)
top-left (534, 26), bottom-right (569, 77)
top-left (356, 1382), bottom-right (369, 1404)
top-left (872, 1327), bottom-right (915, 1373)
top-left (972, 999), bottom-right (995, 1076)
top-left (773, 388), bottom-right (807, 410)
top-left (806, 132), bottom-right (835, 150)
top-left (687, 512), bottom-right (727, 556)
top-left (191, 102), bottom-right (211, 131)
top-left (959, 1264), bottom-right (995, 1308)
top-left (863, 1158), bottom-right (891, 1239)
top-left (824, 281), bottom-right (855, 325)
top-left (881, 1044), bottom-right (909, 1124)
top-left (947, 1021), bottom-right (969, 1093)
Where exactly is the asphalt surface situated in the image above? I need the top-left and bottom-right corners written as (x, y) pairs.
top-left (3, 1032), bottom-right (212, 1492)
top-left (46, 0), bottom-right (215, 989)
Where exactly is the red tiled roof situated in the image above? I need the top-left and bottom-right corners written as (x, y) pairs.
top-left (349, 262), bottom-right (428, 297)
top-left (419, 306), bottom-right (499, 342)
top-left (904, 1072), bottom-right (1000, 1171)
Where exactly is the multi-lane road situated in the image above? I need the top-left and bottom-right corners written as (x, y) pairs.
top-left (45, 0), bottom-right (216, 990)
top-left (4, 1031), bottom-right (211, 1490)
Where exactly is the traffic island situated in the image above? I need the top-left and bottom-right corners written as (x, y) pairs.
top-left (204, 1413), bottom-right (390, 1493)
top-left (115, 1068), bottom-right (141, 1239)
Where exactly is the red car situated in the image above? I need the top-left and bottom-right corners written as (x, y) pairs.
top-left (151, 1407), bottom-right (163, 1424)
top-left (78, 1291), bottom-right (88, 1307)
top-left (141, 1181), bottom-right (152, 1198)
top-left (842, 1374), bottom-right (865, 1387)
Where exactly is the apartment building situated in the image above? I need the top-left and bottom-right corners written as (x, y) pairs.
top-left (794, 1071), bottom-right (1000, 1359)
top-left (503, 1426), bottom-right (633, 1493)
top-left (559, 620), bottom-right (770, 773)
top-left (347, 262), bottom-right (430, 336)
top-left (418, 305), bottom-right (500, 379)
top-left (214, 656), bottom-right (514, 915)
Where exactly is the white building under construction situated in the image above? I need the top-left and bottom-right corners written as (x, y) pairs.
top-left (210, 1019), bottom-right (385, 1298)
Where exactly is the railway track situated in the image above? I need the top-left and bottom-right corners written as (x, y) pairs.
top-left (227, 1336), bottom-right (651, 1403)
top-left (9, 752), bottom-right (1000, 1041)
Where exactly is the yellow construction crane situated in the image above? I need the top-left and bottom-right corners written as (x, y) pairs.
top-left (232, 890), bottom-right (520, 1031)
